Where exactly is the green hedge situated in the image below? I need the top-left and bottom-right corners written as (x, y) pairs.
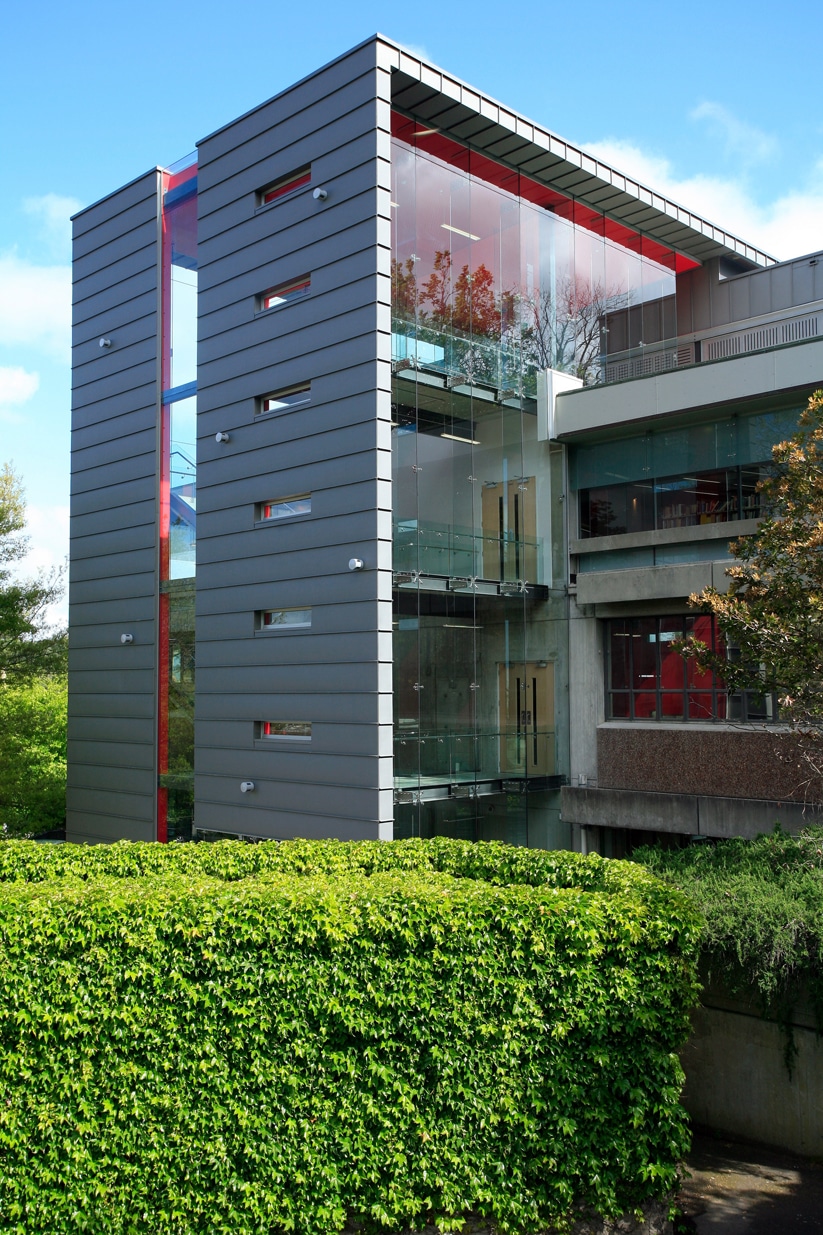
top-left (635, 826), bottom-right (823, 1034)
top-left (0, 839), bottom-right (700, 1234)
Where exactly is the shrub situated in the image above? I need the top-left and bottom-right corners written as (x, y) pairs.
top-left (0, 839), bottom-right (700, 1234)
top-left (635, 826), bottom-right (823, 1037)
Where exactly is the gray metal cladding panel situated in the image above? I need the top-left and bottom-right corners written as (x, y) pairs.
top-left (69, 692), bottom-right (156, 720)
top-left (198, 49), bottom-right (380, 176)
top-left (73, 199), bottom-right (161, 263)
top-left (198, 132), bottom-right (383, 247)
top-left (69, 571), bottom-right (156, 605)
top-left (70, 499), bottom-right (155, 539)
top-left (73, 290), bottom-right (156, 345)
top-left (71, 429), bottom-right (157, 477)
top-left (195, 571), bottom-right (385, 617)
top-left (73, 248), bottom-right (158, 312)
top-left (196, 719), bottom-right (387, 754)
top-left (197, 746), bottom-right (391, 788)
top-left (70, 476), bottom-right (155, 517)
top-left (73, 218), bottom-right (159, 285)
top-left (196, 693), bottom-right (386, 726)
top-left (198, 302), bottom-right (379, 391)
top-left (197, 600), bottom-right (384, 643)
top-left (69, 546), bottom-right (156, 584)
top-left (68, 763), bottom-right (156, 795)
top-left (201, 337), bottom-right (384, 408)
top-left (73, 325), bottom-right (158, 387)
top-left (71, 360), bottom-right (157, 410)
top-left (192, 800), bottom-right (382, 841)
top-left (196, 652), bottom-right (385, 687)
top-left (71, 380), bottom-right (158, 430)
top-left (69, 643), bottom-right (156, 672)
top-left (73, 408), bottom-right (158, 454)
top-left (199, 197), bottom-right (378, 299)
top-left (68, 740), bottom-right (155, 770)
top-left (199, 396), bottom-right (385, 460)
top-left (199, 509), bottom-right (384, 559)
top-left (65, 785), bottom-right (156, 821)
top-left (197, 427), bottom-right (381, 490)
top-left (68, 716), bottom-right (156, 744)
top-left (69, 668), bottom-right (156, 697)
top-left (197, 359), bottom-right (384, 423)
top-left (73, 268), bottom-right (157, 328)
top-left (69, 522), bottom-right (156, 562)
top-left (66, 816), bottom-right (156, 844)
top-left (195, 773), bottom-right (385, 821)
top-left (69, 595), bottom-right (157, 627)
top-left (73, 171), bottom-right (160, 236)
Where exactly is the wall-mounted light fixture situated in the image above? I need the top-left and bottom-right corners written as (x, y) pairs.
top-left (99, 337), bottom-right (112, 349)
top-left (240, 781), bottom-right (255, 793)
top-left (120, 633), bottom-right (134, 645)
top-left (348, 558), bottom-right (364, 571)
top-left (312, 187), bottom-right (328, 201)
top-left (215, 431), bottom-right (230, 443)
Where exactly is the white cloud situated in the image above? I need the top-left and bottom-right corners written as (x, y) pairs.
top-left (0, 366), bottom-right (39, 406)
top-left (23, 194), bottom-right (83, 261)
top-left (0, 254), bottom-right (71, 363)
top-left (583, 139), bottom-right (823, 262)
top-left (690, 102), bottom-right (777, 166)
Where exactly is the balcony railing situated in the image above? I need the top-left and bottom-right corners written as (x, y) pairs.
top-left (394, 520), bottom-right (543, 584)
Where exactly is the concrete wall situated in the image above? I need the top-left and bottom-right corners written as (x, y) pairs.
top-left (682, 1002), bottom-right (823, 1157)
top-left (193, 39), bottom-right (395, 839)
top-left (67, 171), bottom-right (161, 843)
top-left (554, 336), bottom-right (823, 438)
top-left (561, 784), bottom-right (814, 838)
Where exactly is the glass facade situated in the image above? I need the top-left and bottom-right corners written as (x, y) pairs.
top-left (572, 407), bottom-right (802, 538)
top-left (389, 116), bottom-right (691, 845)
top-left (159, 160), bottom-right (197, 842)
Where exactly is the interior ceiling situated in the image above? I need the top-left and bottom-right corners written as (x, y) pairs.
top-left (390, 69), bottom-right (774, 270)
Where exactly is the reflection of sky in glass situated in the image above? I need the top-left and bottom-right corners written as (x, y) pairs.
top-left (170, 395), bottom-right (196, 580)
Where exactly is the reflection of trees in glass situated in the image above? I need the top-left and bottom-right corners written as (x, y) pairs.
top-left (391, 255), bottom-right (626, 385)
top-left (517, 278), bottom-right (627, 384)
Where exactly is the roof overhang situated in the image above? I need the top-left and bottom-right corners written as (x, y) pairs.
top-left (381, 39), bottom-right (774, 270)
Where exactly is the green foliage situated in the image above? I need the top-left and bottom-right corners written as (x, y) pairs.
top-left (0, 838), bottom-right (700, 1234)
top-left (635, 827), bottom-right (823, 1035)
top-left (0, 463), bottom-right (66, 683)
top-left (0, 675), bottom-right (67, 837)
top-left (678, 389), bottom-right (823, 795)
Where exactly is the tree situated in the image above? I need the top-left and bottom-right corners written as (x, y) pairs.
top-left (0, 463), bottom-right (65, 683)
top-left (0, 676), bottom-right (67, 837)
top-left (678, 390), bottom-right (823, 798)
top-left (0, 464), bottom-right (67, 836)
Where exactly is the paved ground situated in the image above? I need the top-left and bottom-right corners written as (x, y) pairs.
top-left (678, 1130), bottom-right (823, 1233)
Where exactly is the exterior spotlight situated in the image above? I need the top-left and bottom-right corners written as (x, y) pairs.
top-left (240, 781), bottom-right (255, 793)
top-left (99, 337), bottom-right (112, 348)
top-left (120, 633), bottom-right (134, 645)
top-left (312, 187), bottom-right (328, 201)
top-left (215, 431), bottom-right (230, 443)
top-left (348, 558), bottom-right (364, 571)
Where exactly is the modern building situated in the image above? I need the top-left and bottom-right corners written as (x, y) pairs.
top-left (68, 35), bottom-right (823, 849)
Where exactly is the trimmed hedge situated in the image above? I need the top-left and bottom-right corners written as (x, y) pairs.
top-left (0, 839), bottom-right (700, 1234)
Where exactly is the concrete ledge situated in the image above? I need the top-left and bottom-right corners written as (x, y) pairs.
top-left (560, 785), bottom-right (815, 837)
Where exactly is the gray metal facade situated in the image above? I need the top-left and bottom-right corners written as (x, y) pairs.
top-left (193, 40), bottom-right (395, 839)
top-left (68, 171), bottom-right (161, 842)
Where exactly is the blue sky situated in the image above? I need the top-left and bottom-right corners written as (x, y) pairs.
top-left (1, 0), bottom-right (821, 619)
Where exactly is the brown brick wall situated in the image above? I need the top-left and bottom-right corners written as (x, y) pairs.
top-left (597, 726), bottom-right (815, 802)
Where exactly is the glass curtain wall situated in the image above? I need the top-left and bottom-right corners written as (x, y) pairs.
top-left (159, 159), bottom-right (197, 842)
top-left (390, 116), bottom-right (682, 846)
